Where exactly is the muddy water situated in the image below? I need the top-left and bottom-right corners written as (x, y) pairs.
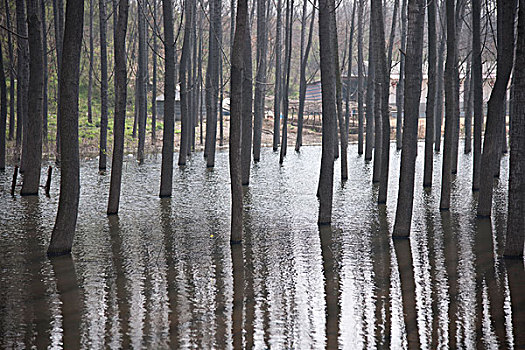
top-left (0, 144), bottom-right (523, 349)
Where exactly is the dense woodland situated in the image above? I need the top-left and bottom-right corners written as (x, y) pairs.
top-left (0, 0), bottom-right (523, 257)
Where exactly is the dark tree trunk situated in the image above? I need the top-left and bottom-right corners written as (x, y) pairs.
top-left (464, 58), bottom-right (473, 154)
top-left (159, 0), bottom-right (175, 197)
top-left (178, 0), bottom-right (192, 166)
top-left (205, 0), bottom-right (221, 167)
top-left (151, 0), bottom-right (157, 144)
top-left (47, 0), bottom-right (84, 255)
top-left (472, 0), bottom-right (482, 190)
top-left (52, 0), bottom-right (64, 156)
top-left (357, 0), bottom-right (364, 155)
top-left (504, 0), bottom-right (524, 257)
top-left (230, 0), bottom-right (247, 243)
top-left (253, 0), bottom-right (268, 160)
top-left (241, 23), bottom-right (253, 184)
top-left (41, 0), bottom-right (48, 143)
top-left (21, 0), bottom-right (44, 195)
top-left (273, 0), bottom-right (282, 151)
top-left (392, 0), bottom-right (426, 237)
top-left (107, 0), bottom-right (129, 214)
top-left (438, 0), bottom-right (457, 211)
top-left (396, 0), bottom-right (407, 150)
top-left (137, 0), bottom-right (147, 163)
top-left (98, 0), bottom-right (108, 171)
top-left (372, 0), bottom-right (383, 185)
top-left (279, 0), bottom-right (293, 164)
top-left (345, 0), bottom-right (356, 135)
top-left (190, 4), bottom-right (197, 153)
top-left (365, 21), bottom-right (375, 161)
top-left (317, 0), bottom-right (336, 225)
top-left (423, 0), bottom-right (437, 188)
top-left (16, 0), bottom-right (29, 153)
top-left (87, 0), bottom-right (93, 124)
top-left (434, 30), bottom-right (445, 151)
top-left (295, 0), bottom-right (316, 153)
top-left (0, 41), bottom-right (6, 170)
top-left (477, 0), bottom-right (516, 217)
top-left (5, 0), bottom-right (16, 141)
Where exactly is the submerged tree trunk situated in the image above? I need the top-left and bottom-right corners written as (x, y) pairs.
top-left (464, 59), bottom-right (473, 154)
top-left (434, 30), bottom-right (445, 151)
top-left (279, 0), bottom-right (293, 164)
top-left (317, 0), bottom-right (336, 225)
top-left (477, 0), bottom-right (516, 217)
top-left (15, 0), bottom-right (29, 153)
top-left (178, 0), bottom-right (193, 166)
top-left (241, 23), bottom-right (253, 184)
top-left (472, 0), bottom-right (482, 190)
top-left (504, 0), bottom-right (524, 257)
top-left (0, 41), bottom-right (6, 170)
top-left (392, 0), bottom-right (426, 237)
top-left (357, 0), bottom-right (364, 155)
top-left (423, 0), bottom-right (436, 188)
top-left (5, 0), bottom-right (15, 142)
top-left (137, 0), bottom-right (147, 163)
top-left (230, 0), bottom-right (248, 243)
top-left (98, 0), bottom-right (108, 171)
top-left (107, 0), bottom-right (129, 214)
top-left (396, 0), bottom-right (407, 150)
top-left (21, 0), bottom-right (44, 195)
top-left (159, 0), bottom-right (175, 197)
top-left (47, 0), bottom-right (84, 255)
top-left (365, 22), bottom-right (375, 161)
top-left (52, 0), bottom-right (64, 156)
top-left (345, 0), bottom-right (356, 135)
top-left (253, 0), bottom-right (268, 160)
top-left (41, 0), bottom-right (48, 143)
top-left (273, 0), bottom-right (282, 151)
top-left (371, 1), bottom-right (383, 185)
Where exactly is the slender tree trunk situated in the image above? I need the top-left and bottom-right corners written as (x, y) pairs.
top-left (241, 23), bottom-right (253, 184)
top-left (357, 0), bottom-right (364, 155)
top-left (5, 0), bottom-right (16, 141)
top-left (435, 30), bottom-right (445, 151)
top-left (273, 0), bottom-right (282, 151)
top-left (205, 0), bottom-right (221, 167)
top-left (477, 0), bottom-right (516, 217)
top-left (372, 9), bottom-right (382, 185)
top-left (317, 0), bottom-right (336, 224)
top-left (159, 0), bottom-right (175, 197)
top-left (392, 0), bottom-right (426, 236)
top-left (107, 0), bottom-right (129, 214)
top-left (253, 0), bottom-right (268, 160)
top-left (439, 0), bottom-right (457, 211)
top-left (472, 0), bottom-right (482, 190)
top-left (345, 0), bottom-right (356, 136)
top-left (504, 0), bottom-right (524, 257)
top-left (396, 0), bottom-right (407, 150)
top-left (279, 0), bottom-right (293, 164)
top-left (98, 0), bottom-right (108, 171)
top-left (0, 41), bottom-right (6, 170)
top-left (151, 0), bottom-right (157, 144)
top-left (230, 0), bottom-right (247, 243)
top-left (365, 21), bottom-right (375, 161)
top-left (21, 0), bottom-right (44, 195)
top-left (387, 0), bottom-right (399, 71)
top-left (178, 0), bottom-right (192, 166)
top-left (423, 0), bottom-right (437, 188)
top-left (87, 0), bottom-right (93, 124)
top-left (47, 0), bottom-right (84, 255)
top-left (53, 0), bottom-right (64, 156)
top-left (41, 0), bottom-right (48, 143)
top-left (137, 0), bottom-right (147, 163)
top-left (295, 0), bottom-right (316, 153)
top-left (16, 0), bottom-right (29, 154)
top-left (464, 59), bottom-right (473, 154)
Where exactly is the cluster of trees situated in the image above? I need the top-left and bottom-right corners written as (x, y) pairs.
top-left (0, 0), bottom-right (523, 256)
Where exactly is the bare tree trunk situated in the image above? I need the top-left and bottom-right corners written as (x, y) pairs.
top-left (178, 0), bottom-right (192, 166)
top-left (504, 0), bottom-right (524, 257)
top-left (15, 0), bottom-right (29, 154)
top-left (396, 0), bottom-right (407, 150)
top-left (52, 0), bottom-right (64, 156)
top-left (87, 0), bottom-right (93, 124)
top-left (464, 57), bottom-right (473, 154)
top-left (107, 0), bottom-right (129, 214)
top-left (5, 0), bottom-right (16, 141)
top-left (423, 0), bottom-right (437, 188)
top-left (241, 23), bottom-right (253, 184)
top-left (41, 0), bottom-right (48, 144)
top-left (151, 0), bottom-right (157, 144)
top-left (345, 0), bottom-right (356, 135)
top-left (279, 0), bottom-right (293, 164)
top-left (230, 0), bottom-right (248, 243)
top-left (0, 41), bottom-right (6, 170)
top-left (472, 0), bottom-right (482, 190)
top-left (317, 0), bottom-right (336, 224)
top-left (392, 0), bottom-right (426, 237)
top-left (387, 0), bottom-right (399, 70)
top-left (137, 0), bottom-right (147, 163)
top-left (273, 0), bottom-right (282, 151)
top-left (253, 0), bottom-right (268, 160)
top-left (372, 11), bottom-right (382, 185)
top-left (434, 29), bottom-right (445, 151)
top-left (477, 0), bottom-right (516, 217)
top-left (295, 0), bottom-right (316, 153)
top-left (159, 0), bottom-right (175, 197)
top-left (21, 0), bottom-right (44, 195)
top-left (47, 0), bottom-right (84, 255)
top-left (99, 0), bottom-right (108, 171)
top-left (438, 0), bottom-right (457, 211)
top-left (357, 0), bottom-right (364, 155)
top-left (365, 21), bottom-right (375, 161)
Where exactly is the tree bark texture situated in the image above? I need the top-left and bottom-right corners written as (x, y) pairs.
top-left (464, 59), bottom-right (473, 154)
top-left (241, 23), bottom-right (253, 184)
top-left (396, 0), bottom-right (407, 150)
top-left (137, 0), bottom-right (147, 164)
top-left (5, 0), bottom-right (16, 141)
top-left (41, 0), bottom-right (48, 143)
top-left (273, 0), bottom-right (282, 151)
top-left (253, 0), bottom-right (268, 160)
top-left (434, 31), bottom-right (445, 151)
top-left (178, 0), bottom-right (193, 166)
top-left (47, 0), bottom-right (84, 255)
top-left (357, 0), bottom-right (364, 155)
top-left (15, 0), bottom-right (29, 152)
top-left (107, 0), bottom-right (129, 214)
top-left (392, 0), bottom-right (426, 237)
top-left (280, 0), bottom-right (293, 164)
top-left (98, 0), bottom-right (108, 171)
top-left (87, 0), bottom-right (93, 124)
top-left (365, 21), bottom-right (375, 161)
top-left (0, 41), bottom-right (6, 170)
top-left (477, 0), bottom-right (516, 217)
top-left (21, 0), bottom-right (44, 196)
top-left (317, 0), bottom-right (336, 225)
top-left (345, 0), bottom-right (356, 136)
top-left (472, 0), bottom-right (482, 190)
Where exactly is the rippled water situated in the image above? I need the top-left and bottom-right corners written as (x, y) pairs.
top-left (1, 144), bottom-right (523, 349)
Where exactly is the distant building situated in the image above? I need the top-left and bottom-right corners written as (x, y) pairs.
top-left (155, 85), bottom-right (181, 121)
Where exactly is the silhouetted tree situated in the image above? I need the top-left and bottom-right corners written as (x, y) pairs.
top-left (241, 22), bottom-right (253, 184)
top-left (5, 0), bottom-right (15, 141)
top-left (472, 0), bottom-right (482, 190)
top-left (47, 0), bottom-right (85, 255)
top-left (357, 0), bottom-right (364, 155)
top-left (0, 41), bottom-right (6, 170)
top-left (98, 0), bottom-right (108, 171)
top-left (273, 0), bottom-right (282, 151)
top-left (396, 0), bottom-right (407, 150)
top-left (178, 0), bottom-right (192, 166)
top-left (365, 21), bottom-right (375, 161)
top-left (41, 0), bottom-right (48, 143)
top-left (15, 0), bottom-right (28, 152)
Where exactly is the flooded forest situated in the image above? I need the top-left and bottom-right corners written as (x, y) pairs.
top-left (0, 0), bottom-right (524, 348)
